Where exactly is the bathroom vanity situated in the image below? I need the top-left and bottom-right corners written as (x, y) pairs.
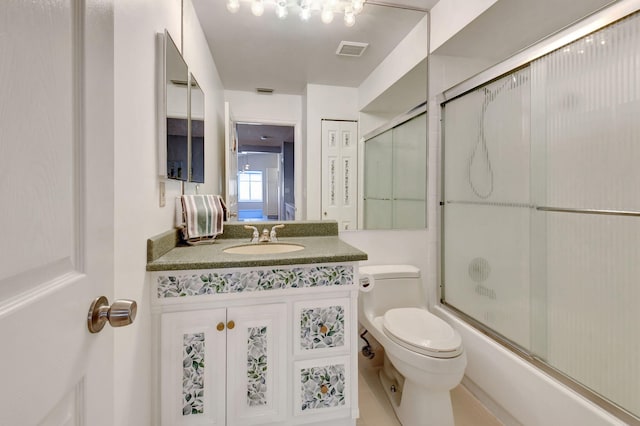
top-left (147, 221), bottom-right (367, 426)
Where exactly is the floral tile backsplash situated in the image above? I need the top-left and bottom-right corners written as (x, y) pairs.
top-left (183, 333), bottom-right (205, 416)
top-left (157, 265), bottom-right (353, 298)
top-left (300, 305), bottom-right (345, 350)
top-left (247, 326), bottom-right (268, 407)
top-left (300, 364), bottom-right (346, 411)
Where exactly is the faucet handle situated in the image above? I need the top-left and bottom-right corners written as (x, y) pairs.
top-left (244, 225), bottom-right (259, 242)
top-left (270, 224), bottom-right (285, 242)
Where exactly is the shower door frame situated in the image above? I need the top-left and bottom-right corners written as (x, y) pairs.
top-left (437, 1), bottom-right (640, 424)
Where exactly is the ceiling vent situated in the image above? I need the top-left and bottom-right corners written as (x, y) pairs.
top-left (336, 41), bottom-right (368, 57)
top-left (256, 87), bottom-right (274, 94)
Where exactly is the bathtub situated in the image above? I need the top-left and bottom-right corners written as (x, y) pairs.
top-left (433, 306), bottom-right (626, 426)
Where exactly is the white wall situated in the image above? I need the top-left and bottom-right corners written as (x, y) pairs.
top-left (429, 0), bottom-right (498, 53)
top-left (358, 15), bottom-right (428, 112)
top-left (113, 0), bottom-right (225, 423)
top-left (305, 84), bottom-right (359, 220)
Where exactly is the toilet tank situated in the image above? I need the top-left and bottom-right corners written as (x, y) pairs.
top-left (359, 265), bottom-right (426, 319)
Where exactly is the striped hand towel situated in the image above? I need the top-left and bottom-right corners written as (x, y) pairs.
top-left (181, 195), bottom-right (225, 240)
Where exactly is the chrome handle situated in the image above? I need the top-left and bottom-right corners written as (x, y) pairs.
top-left (87, 296), bottom-right (137, 334)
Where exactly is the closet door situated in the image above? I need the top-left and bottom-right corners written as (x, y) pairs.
top-left (321, 120), bottom-right (358, 230)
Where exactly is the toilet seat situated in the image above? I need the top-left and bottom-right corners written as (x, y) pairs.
top-left (382, 308), bottom-right (463, 358)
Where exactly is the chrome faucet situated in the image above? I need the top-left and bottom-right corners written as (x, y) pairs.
top-left (246, 224), bottom-right (285, 243)
top-left (270, 224), bottom-right (285, 242)
top-left (244, 225), bottom-right (259, 243)
top-left (259, 228), bottom-right (270, 243)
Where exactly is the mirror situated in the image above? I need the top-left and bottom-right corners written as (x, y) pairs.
top-left (190, 73), bottom-right (205, 183)
top-left (159, 30), bottom-right (205, 183)
top-left (363, 106), bottom-right (427, 229)
top-left (191, 1), bottom-right (430, 228)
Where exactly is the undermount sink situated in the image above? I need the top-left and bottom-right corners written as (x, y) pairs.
top-left (223, 243), bottom-right (305, 255)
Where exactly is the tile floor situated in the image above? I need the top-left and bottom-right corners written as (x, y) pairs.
top-left (356, 353), bottom-right (503, 426)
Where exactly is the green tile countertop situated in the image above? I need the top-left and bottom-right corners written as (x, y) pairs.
top-left (146, 221), bottom-right (368, 271)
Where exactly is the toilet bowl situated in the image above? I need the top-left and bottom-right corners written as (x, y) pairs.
top-left (358, 265), bottom-right (466, 426)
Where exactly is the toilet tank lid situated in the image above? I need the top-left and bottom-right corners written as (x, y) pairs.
top-left (359, 265), bottom-right (420, 279)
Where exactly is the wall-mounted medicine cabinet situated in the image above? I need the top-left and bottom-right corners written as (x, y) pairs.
top-left (158, 30), bottom-right (205, 183)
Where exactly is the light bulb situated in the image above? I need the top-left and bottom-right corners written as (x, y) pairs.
top-left (276, 0), bottom-right (288, 18)
top-left (226, 0), bottom-right (240, 13)
top-left (276, 6), bottom-right (288, 19)
top-left (352, 0), bottom-right (364, 13)
top-left (344, 10), bottom-right (355, 27)
top-left (299, 4), bottom-right (311, 21)
top-left (321, 8), bottom-right (334, 24)
top-left (251, 0), bottom-right (264, 16)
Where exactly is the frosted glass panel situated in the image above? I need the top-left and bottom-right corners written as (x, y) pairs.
top-left (543, 213), bottom-right (640, 415)
top-left (443, 204), bottom-right (531, 349)
top-left (364, 131), bottom-right (392, 200)
top-left (443, 68), bottom-right (530, 204)
top-left (393, 200), bottom-right (426, 229)
top-left (529, 12), bottom-right (640, 417)
top-left (364, 199), bottom-right (392, 229)
top-left (443, 9), bottom-right (640, 419)
top-left (393, 114), bottom-right (427, 200)
top-left (531, 16), bottom-right (640, 212)
top-left (364, 111), bottom-right (427, 229)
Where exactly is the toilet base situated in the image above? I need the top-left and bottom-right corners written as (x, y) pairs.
top-left (378, 363), bottom-right (455, 426)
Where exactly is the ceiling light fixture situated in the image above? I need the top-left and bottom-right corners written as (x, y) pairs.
top-left (226, 0), bottom-right (367, 26)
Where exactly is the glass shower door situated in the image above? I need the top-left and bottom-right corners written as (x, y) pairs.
top-left (442, 9), bottom-right (640, 419)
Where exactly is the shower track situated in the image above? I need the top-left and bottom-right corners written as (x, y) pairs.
top-left (444, 200), bottom-right (640, 217)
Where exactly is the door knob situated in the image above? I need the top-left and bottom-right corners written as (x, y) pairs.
top-left (87, 296), bottom-right (137, 333)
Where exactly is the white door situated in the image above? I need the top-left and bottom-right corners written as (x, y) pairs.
top-left (0, 0), bottom-right (119, 424)
top-left (321, 120), bottom-right (358, 230)
top-left (224, 102), bottom-right (238, 219)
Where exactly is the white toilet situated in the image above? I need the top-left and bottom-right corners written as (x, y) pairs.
top-left (358, 265), bottom-right (466, 426)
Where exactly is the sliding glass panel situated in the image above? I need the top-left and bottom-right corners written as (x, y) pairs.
top-left (443, 68), bottom-right (532, 349)
top-left (529, 12), bottom-right (640, 416)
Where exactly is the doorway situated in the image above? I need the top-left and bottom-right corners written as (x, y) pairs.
top-left (235, 123), bottom-right (295, 222)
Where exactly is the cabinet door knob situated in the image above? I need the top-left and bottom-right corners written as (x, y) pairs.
top-left (216, 322), bottom-right (225, 331)
top-left (320, 385), bottom-right (329, 394)
top-left (227, 320), bottom-right (235, 330)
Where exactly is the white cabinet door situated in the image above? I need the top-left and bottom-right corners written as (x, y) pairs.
top-left (226, 304), bottom-right (287, 426)
top-left (161, 309), bottom-right (227, 426)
